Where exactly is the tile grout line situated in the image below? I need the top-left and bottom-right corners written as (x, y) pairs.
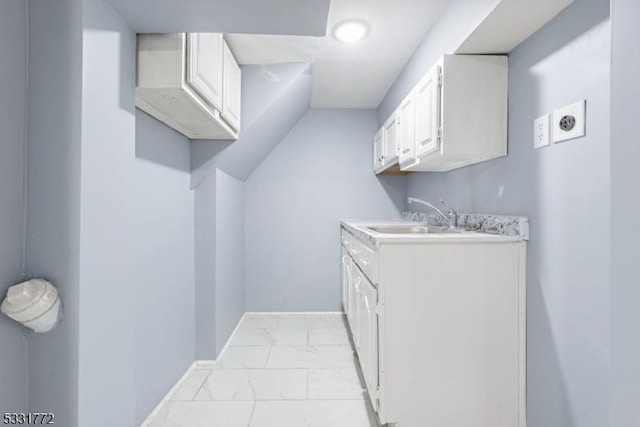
top-left (191, 368), bottom-right (214, 401)
top-left (246, 400), bottom-right (257, 427)
top-left (264, 345), bottom-right (274, 369)
top-left (145, 315), bottom-right (372, 426)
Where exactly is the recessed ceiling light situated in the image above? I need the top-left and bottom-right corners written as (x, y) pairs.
top-left (333, 20), bottom-right (370, 43)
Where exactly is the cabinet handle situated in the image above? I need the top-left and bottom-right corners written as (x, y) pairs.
top-left (350, 248), bottom-right (359, 255)
top-left (360, 258), bottom-right (370, 266)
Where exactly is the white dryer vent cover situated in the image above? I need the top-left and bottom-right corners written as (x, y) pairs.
top-left (1, 279), bottom-right (62, 333)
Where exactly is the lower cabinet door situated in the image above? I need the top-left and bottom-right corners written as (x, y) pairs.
top-left (341, 249), bottom-right (349, 313)
top-left (360, 277), bottom-right (379, 407)
top-left (347, 257), bottom-right (362, 344)
top-left (351, 269), bottom-right (363, 351)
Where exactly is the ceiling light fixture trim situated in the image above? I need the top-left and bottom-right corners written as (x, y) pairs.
top-left (333, 19), bottom-right (370, 43)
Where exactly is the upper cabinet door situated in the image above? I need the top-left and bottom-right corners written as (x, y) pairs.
top-left (373, 128), bottom-right (384, 171)
top-left (186, 33), bottom-right (224, 112)
top-left (222, 41), bottom-right (242, 132)
top-left (398, 92), bottom-right (415, 165)
top-left (382, 112), bottom-right (400, 166)
top-left (414, 64), bottom-right (441, 157)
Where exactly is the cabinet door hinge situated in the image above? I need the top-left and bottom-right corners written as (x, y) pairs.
top-left (375, 303), bottom-right (383, 315)
top-left (373, 387), bottom-right (382, 407)
top-left (437, 68), bottom-right (443, 87)
top-left (437, 127), bottom-right (443, 142)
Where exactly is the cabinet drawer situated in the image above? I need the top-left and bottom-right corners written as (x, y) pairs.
top-left (341, 229), bottom-right (354, 253)
top-left (341, 228), bottom-right (377, 284)
top-left (351, 239), bottom-right (376, 285)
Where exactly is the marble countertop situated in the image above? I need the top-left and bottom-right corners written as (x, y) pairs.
top-left (401, 211), bottom-right (529, 239)
top-left (341, 219), bottom-right (526, 247)
top-left (341, 210), bottom-right (529, 247)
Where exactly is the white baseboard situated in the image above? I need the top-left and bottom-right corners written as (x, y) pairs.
top-left (139, 361), bottom-right (198, 427)
top-left (194, 360), bottom-right (218, 368)
top-left (214, 312), bottom-right (246, 363)
top-left (139, 312), bottom-right (247, 426)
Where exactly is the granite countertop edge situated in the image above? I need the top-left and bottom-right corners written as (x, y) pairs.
top-left (341, 211), bottom-right (529, 246)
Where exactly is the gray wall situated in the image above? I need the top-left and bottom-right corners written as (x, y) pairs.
top-left (380, 0), bottom-right (610, 426)
top-left (245, 109), bottom-right (405, 311)
top-left (26, 0), bottom-right (83, 425)
top-left (191, 63), bottom-right (312, 185)
top-left (134, 111), bottom-right (195, 424)
top-left (195, 173), bottom-right (217, 359)
top-left (192, 62), bottom-right (315, 359)
top-left (81, 0), bottom-right (196, 424)
top-left (610, 0), bottom-right (640, 425)
top-left (79, 0), bottom-right (137, 424)
top-left (0, 0), bottom-right (28, 414)
top-left (194, 169), bottom-right (245, 359)
top-left (214, 169), bottom-right (245, 351)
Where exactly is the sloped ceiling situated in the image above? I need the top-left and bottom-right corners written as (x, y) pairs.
top-left (190, 63), bottom-right (313, 187)
top-left (225, 0), bottom-right (449, 109)
top-left (105, 0), bottom-right (330, 35)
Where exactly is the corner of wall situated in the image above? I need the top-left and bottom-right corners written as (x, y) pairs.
top-left (190, 63), bottom-right (313, 187)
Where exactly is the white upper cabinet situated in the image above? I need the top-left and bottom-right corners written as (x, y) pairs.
top-left (136, 33), bottom-right (241, 140)
top-left (374, 54), bottom-right (507, 173)
top-left (374, 111), bottom-right (401, 175)
top-left (412, 65), bottom-right (441, 160)
top-left (398, 92), bottom-right (415, 165)
top-left (382, 112), bottom-right (400, 166)
top-left (402, 55), bottom-right (507, 172)
top-left (222, 42), bottom-right (242, 132)
top-left (383, 111), bottom-right (400, 166)
top-left (373, 128), bottom-right (384, 172)
top-left (186, 33), bottom-right (224, 112)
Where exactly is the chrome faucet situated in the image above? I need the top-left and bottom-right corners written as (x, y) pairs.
top-left (407, 197), bottom-right (459, 229)
top-left (438, 198), bottom-right (458, 228)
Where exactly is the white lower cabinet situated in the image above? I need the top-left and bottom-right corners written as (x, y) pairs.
top-left (340, 248), bottom-right (350, 313)
top-left (349, 262), bottom-right (361, 350)
top-left (340, 227), bottom-right (526, 427)
top-left (341, 232), bottom-right (379, 412)
top-left (358, 274), bottom-right (378, 404)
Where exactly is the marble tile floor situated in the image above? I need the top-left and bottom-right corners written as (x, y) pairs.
top-left (148, 313), bottom-right (379, 427)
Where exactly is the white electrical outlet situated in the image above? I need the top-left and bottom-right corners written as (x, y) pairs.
top-left (534, 114), bottom-right (550, 149)
top-left (552, 100), bottom-right (586, 143)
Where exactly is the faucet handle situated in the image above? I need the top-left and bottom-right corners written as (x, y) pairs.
top-left (439, 198), bottom-right (456, 213)
top-left (439, 199), bottom-right (458, 227)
